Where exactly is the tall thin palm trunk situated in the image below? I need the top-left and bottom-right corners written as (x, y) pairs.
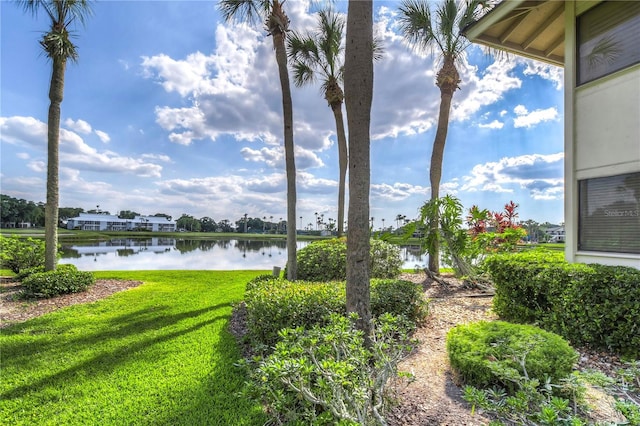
top-left (345, 0), bottom-right (373, 338)
top-left (45, 57), bottom-right (66, 271)
top-left (427, 55), bottom-right (458, 273)
top-left (272, 16), bottom-right (297, 280)
top-left (331, 99), bottom-right (347, 238)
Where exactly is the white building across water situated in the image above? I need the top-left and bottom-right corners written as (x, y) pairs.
top-left (66, 213), bottom-right (177, 232)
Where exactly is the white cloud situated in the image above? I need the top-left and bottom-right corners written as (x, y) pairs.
top-left (241, 146), bottom-right (283, 168)
top-left (241, 145), bottom-right (324, 171)
top-left (141, 153), bottom-right (172, 162)
top-left (461, 152), bottom-right (564, 199)
top-left (479, 120), bottom-right (504, 129)
top-left (141, 6), bottom-right (526, 153)
top-left (64, 118), bottom-right (92, 134)
top-left (0, 116), bottom-right (164, 178)
top-left (16, 152), bottom-right (29, 160)
top-left (95, 130), bottom-right (111, 143)
top-left (451, 58), bottom-right (522, 122)
top-left (371, 182), bottom-right (428, 201)
top-left (513, 105), bottom-right (559, 128)
top-left (521, 59), bottom-right (564, 90)
top-left (27, 160), bottom-right (45, 173)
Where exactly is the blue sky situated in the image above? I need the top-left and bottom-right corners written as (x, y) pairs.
top-left (1, 0), bottom-right (565, 230)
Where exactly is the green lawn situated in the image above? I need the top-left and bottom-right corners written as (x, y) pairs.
top-left (0, 270), bottom-right (269, 425)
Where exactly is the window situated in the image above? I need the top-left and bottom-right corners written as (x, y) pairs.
top-left (578, 172), bottom-right (640, 254)
top-left (577, 1), bottom-right (640, 85)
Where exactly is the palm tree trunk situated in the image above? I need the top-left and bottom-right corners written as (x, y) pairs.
top-left (45, 57), bottom-right (66, 271)
top-left (344, 0), bottom-right (373, 339)
top-left (331, 102), bottom-right (348, 238)
top-left (272, 29), bottom-right (297, 280)
top-left (428, 58), bottom-right (457, 274)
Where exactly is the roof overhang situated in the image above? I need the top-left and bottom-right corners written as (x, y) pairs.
top-left (464, 0), bottom-right (565, 67)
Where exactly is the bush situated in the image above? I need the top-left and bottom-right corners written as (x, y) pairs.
top-left (240, 313), bottom-right (414, 425)
top-left (21, 264), bottom-right (95, 299)
top-left (485, 251), bottom-right (640, 357)
top-left (370, 279), bottom-right (428, 324)
top-left (244, 277), bottom-right (427, 350)
top-left (447, 321), bottom-right (578, 392)
top-left (0, 235), bottom-right (48, 274)
top-left (369, 239), bottom-right (403, 278)
top-left (484, 250), bottom-right (566, 323)
top-left (295, 238), bottom-right (347, 281)
top-left (244, 278), bottom-right (346, 349)
top-left (294, 238), bottom-right (402, 281)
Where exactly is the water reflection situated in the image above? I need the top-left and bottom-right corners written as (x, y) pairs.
top-left (59, 238), bottom-right (425, 271)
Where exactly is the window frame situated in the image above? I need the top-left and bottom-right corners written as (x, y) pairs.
top-left (578, 171), bottom-right (640, 254)
top-left (576, 1), bottom-right (640, 86)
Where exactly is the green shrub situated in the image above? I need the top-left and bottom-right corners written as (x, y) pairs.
top-left (240, 313), bottom-right (414, 425)
top-left (244, 273), bottom-right (277, 292)
top-left (21, 264), bottom-right (95, 299)
top-left (0, 235), bottom-right (48, 274)
top-left (244, 278), bottom-right (346, 349)
top-left (295, 238), bottom-right (347, 281)
top-left (370, 279), bottom-right (428, 324)
top-left (294, 238), bottom-right (402, 281)
top-left (447, 321), bottom-right (578, 392)
top-left (15, 265), bottom-right (45, 281)
top-left (369, 239), bottom-right (403, 278)
top-left (484, 251), bottom-right (640, 357)
top-left (483, 250), bottom-right (565, 323)
top-left (244, 277), bottom-right (427, 350)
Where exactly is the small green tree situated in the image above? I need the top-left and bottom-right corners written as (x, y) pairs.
top-left (0, 235), bottom-right (49, 275)
top-left (410, 196), bottom-right (526, 284)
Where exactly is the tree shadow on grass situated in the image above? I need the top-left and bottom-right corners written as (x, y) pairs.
top-left (1, 311), bottom-right (230, 402)
top-left (142, 326), bottom-right (268, 426)
top-left (1, 302), bottom-right (233, 368)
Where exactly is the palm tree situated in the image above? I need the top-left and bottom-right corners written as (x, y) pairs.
top-left (398, 0), bottom-right (487, 274)
top-left (344, 0), bottom-right (373, 338)
top-left (287, 8), bottom-right (347, 237)
top-left (218, 0), bottom-right (297, 279)
top-left (18, 0), bottom-right (93, 271)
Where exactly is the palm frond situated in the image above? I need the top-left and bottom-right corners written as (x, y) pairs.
top-left (458, 0), bottom-right (490, 31)
top-left (62, 0), bottom-right (93, 27)
top-left (287, 32), bottom-right (320, 66)
top-left (286, 6), bottom-right (344, 90)
top-left (19, 0), bottom-right (92, 62)
top-left (372, 36), bottom-right (385, 62)
top-left (41, 28), bottom-right (79, 61)
top-left (398, 0), bottom-right (440, 54)
top-left (292, 62), bottom-right (315, 88)
top-left (437, 0), bottom-right (458, 52)
top-left (217, 0), bottom-right (265, 26)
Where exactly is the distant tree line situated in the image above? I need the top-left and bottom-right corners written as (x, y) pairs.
top-left (1, 194), bottom-right (288, 234)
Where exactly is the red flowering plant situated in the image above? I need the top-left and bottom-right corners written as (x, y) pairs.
top-left (470, 201), bottom-right (527, 254)
top-left (411, 197), bottom-right (526, 285)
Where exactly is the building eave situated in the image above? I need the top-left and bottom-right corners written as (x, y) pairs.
top-left (464, 0), bottom-right (565, 67)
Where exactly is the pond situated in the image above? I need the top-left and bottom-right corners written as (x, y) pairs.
top-left (59, 238), bottom-right (427, 271)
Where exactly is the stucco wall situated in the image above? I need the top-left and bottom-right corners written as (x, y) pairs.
top-left (565, 1), bottom-right (640, 268)
top-left (574, 67), bottom-right (640, 179)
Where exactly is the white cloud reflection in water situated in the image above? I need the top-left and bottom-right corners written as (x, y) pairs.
top-left (59, 238), bottom-right (426, 271)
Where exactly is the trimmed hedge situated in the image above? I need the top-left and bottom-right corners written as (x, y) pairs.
top-left (21, 264), bottom-right (95, 299)
top-left (485, 251), bottom-right (640, 357)
top-left (294, 238), bottom-right (402, 281)
top-left (447, 321), bottom-right (578, 392)
top-left (244, 276), bottom-right (428, 349)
